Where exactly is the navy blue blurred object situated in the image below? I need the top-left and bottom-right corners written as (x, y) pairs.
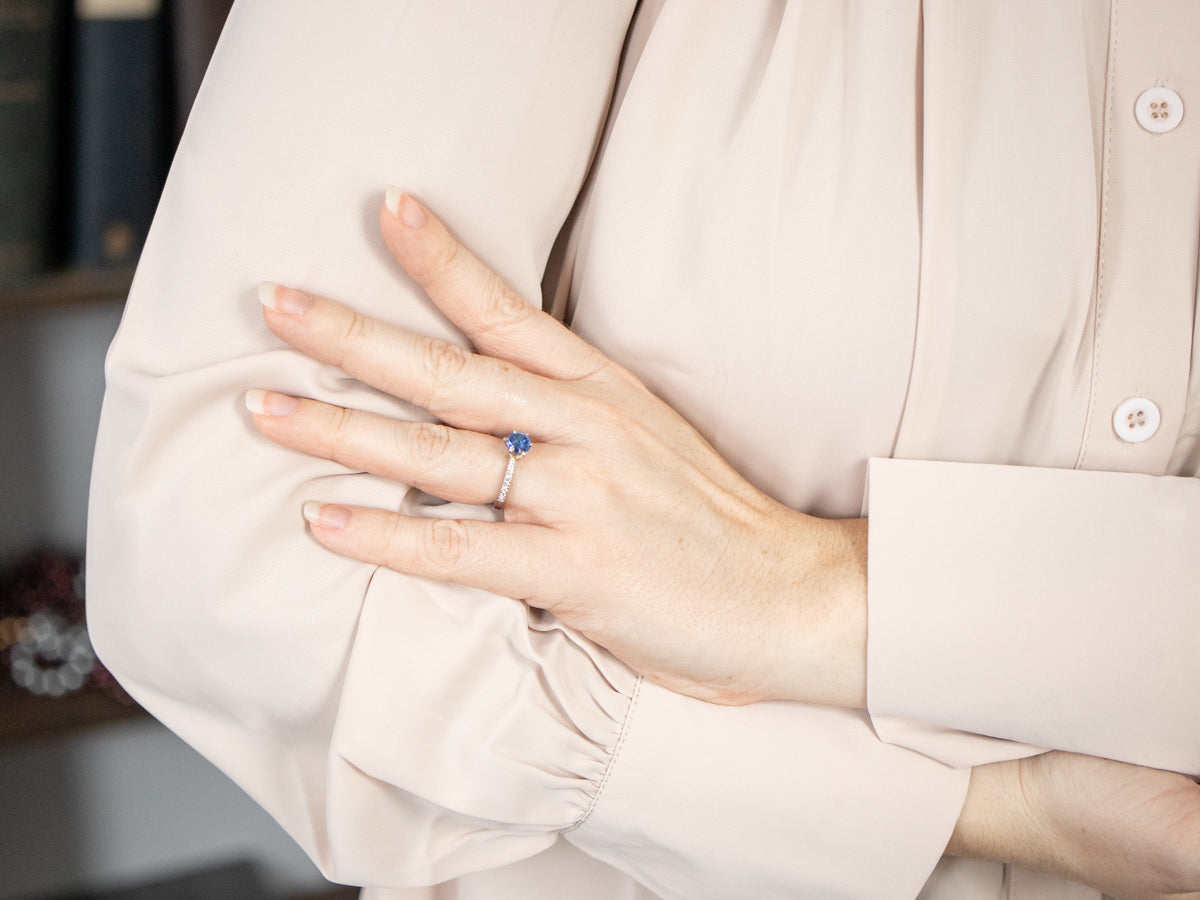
top-left (70, 0), bottom-right (170, 269)
top-left (0, 0), bottom-right (65, 280)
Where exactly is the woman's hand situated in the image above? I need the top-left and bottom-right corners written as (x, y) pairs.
top-left (247, 189), bottom-right (868, 707)
top-left (951, 751), bottom-right (1200, 900)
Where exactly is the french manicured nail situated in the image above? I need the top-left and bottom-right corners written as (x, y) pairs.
top-left (244, 389), bottom-right (299, 416)
top-left (258, 281), bottom-right (313, 315)
top-left (303, 501), bottom-right (350, 529)
top-left (385, 185), bottom-right (402, 218)
top-left (385, 186), bottom-right (426, 228)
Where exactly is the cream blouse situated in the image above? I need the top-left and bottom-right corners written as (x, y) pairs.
top-left (87, 2), bottom-right (1200, 899)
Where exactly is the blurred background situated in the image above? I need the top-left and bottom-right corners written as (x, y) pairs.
top-left (1, 2), bottom-right (354, 897)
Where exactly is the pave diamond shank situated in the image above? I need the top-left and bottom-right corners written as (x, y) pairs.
top-left (494, 431), bottom-right (531, 509)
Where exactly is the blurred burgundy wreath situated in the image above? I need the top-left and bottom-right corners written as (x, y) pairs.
top-left (1, 549), bottom-right (132, 703)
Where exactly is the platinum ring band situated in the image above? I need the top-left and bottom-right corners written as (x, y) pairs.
top-left (494, 456), bottom-right (519, 508)
top-left (493, 431), bottom-right (531, 510)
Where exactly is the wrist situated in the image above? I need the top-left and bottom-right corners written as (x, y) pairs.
top-left (771, 514), bottom-right (868, 708)
top-left (946, 757), bottom-right (1066, 877)
top-left (946, 760), bottom-right (1034, 862)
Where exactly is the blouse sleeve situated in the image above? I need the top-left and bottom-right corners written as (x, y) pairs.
top-left (86, 1), bottom-right (968, 897)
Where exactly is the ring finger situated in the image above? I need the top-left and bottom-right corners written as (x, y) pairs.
top-left (245, 389), bottom-right (547, 510)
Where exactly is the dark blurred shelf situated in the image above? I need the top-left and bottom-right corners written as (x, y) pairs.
top-left (0, 681), bottom-right (146, 748)
top-left (10, 856), bottom-right (358, 900)
top-left (289, 889), bottom-right (360, 900)
top-left (0, 268), bottom-right (133, 314)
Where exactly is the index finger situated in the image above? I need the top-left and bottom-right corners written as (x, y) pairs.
top-left (380, 189), bottom-right (609, 382)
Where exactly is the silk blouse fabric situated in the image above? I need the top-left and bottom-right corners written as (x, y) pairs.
top-left (86, 2), bottom-right (1200, 898)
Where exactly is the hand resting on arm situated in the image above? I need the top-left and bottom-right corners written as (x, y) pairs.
top-left (250, 188), bottom-right (869, 710)
top-left (247, 191), bottom-right (1200, 900)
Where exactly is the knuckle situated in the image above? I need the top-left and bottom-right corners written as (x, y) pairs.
top-left (382, 516), bottom-right (412, 570)
top-left (426, 519), bottom-right (470, 570)
top-left (602, 358), bottom-right (648, 392)
top-left (572, 391), bottom-right (628, 435)
top-left (428, 236), bottom-right (465, 281)
top-left (418, 337), bottom-right (469, 384)
top-left (480, 275), bottom-right (529, 326)
top-left (408, 421), bottom-right (451, 468)
top-left (325, 405), bottom-right (359, 465)
top-left (337, 310), bottom-right (372, 360)
top-left (471, 277), bottom-right (541, 352)
top-left (328, 309), bottom-right (375, 374)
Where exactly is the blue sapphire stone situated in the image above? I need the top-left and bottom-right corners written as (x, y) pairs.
top-left (505, 431), bottom-right (532, 457)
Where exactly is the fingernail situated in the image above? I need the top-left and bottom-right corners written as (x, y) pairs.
top-left (259, 281), bottom-right (313, 315)
top-left (303, 501), bottom-right (350, 529)
top-left (385, 185), bottom-right (402, 218)
top-left (244, 389), bottom-right (299, 416)
top-left (385, 186), bottom-right (426, 228)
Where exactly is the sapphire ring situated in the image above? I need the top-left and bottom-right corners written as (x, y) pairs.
top-left (493, 431), bottom-right (532, 510)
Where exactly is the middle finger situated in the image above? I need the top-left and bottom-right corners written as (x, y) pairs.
top-left (259, 281), bottom-right (557, 436)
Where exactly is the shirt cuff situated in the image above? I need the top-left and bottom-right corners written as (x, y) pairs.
top-left (866, 457), bottom-right (1200, 775)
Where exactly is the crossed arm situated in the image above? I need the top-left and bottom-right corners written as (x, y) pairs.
top-left (245, 192), bottom-right (1200, 900)
top-left (85, 3), bottom-right (1200, 896)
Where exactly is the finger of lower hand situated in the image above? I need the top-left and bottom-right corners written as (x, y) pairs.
top-left (258, 282), bottom-right (555, 435)
top-left (301, 502), bottom-right (553, 601)
top-left (379, 190), bottom-right (608, 381)
top-left (246, 390), bottom-right (547, 509)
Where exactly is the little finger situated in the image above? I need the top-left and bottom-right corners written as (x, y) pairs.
top-left (301, 502), bottom-right (563, 602)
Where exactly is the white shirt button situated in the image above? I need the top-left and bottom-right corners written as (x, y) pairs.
top-left (1135, 87), bottom-right (1184, 133)
top-left (1112, 397), bottom-right (1161, 443)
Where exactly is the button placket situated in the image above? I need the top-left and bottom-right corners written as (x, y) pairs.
top-left (1074, 3), bottom-right (1197, 474)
